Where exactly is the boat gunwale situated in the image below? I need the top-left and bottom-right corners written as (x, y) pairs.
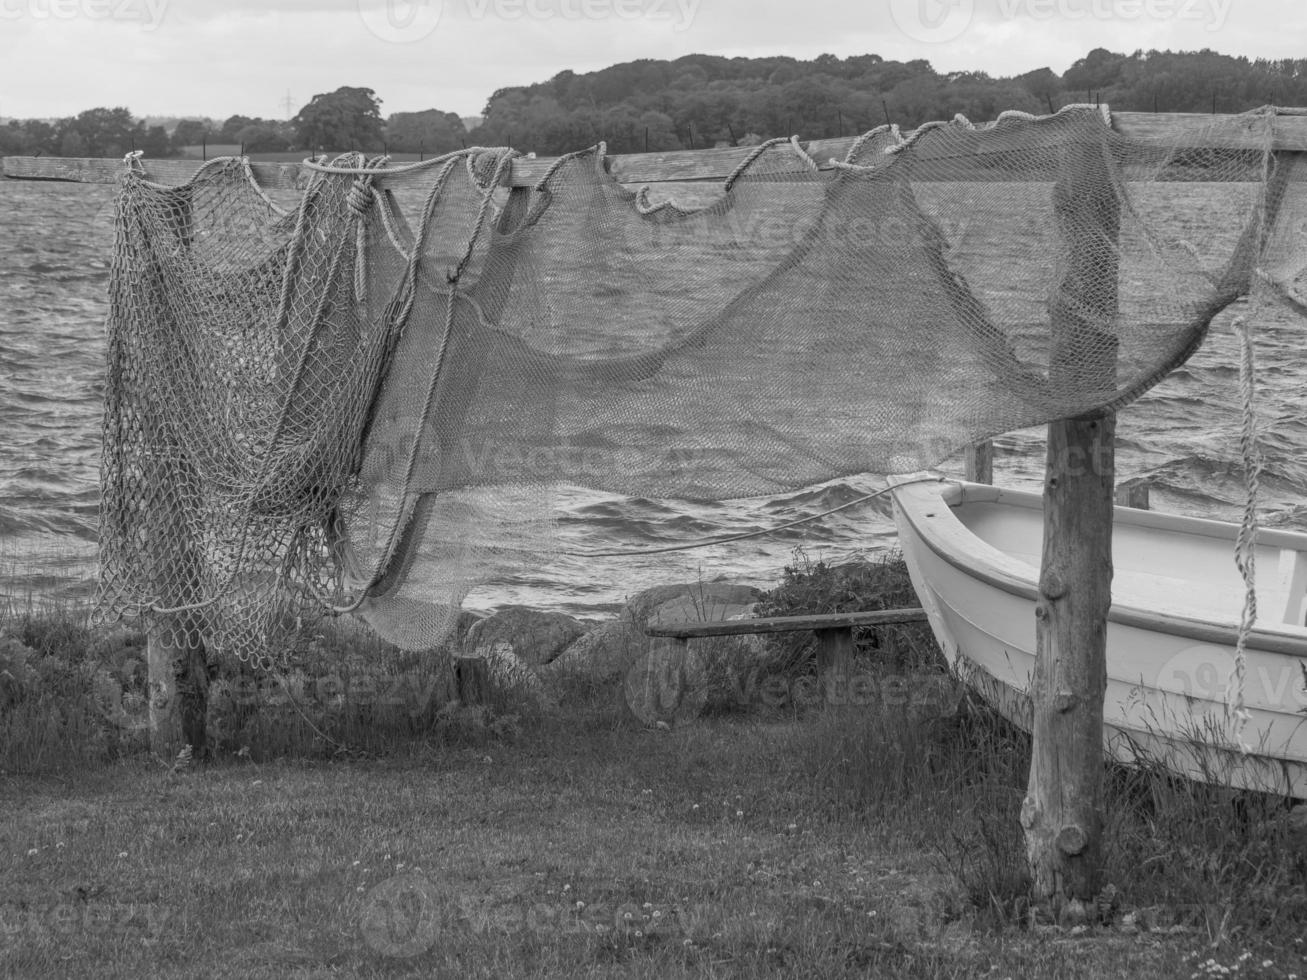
top-left (891, 479), bottom-right (1307, 659)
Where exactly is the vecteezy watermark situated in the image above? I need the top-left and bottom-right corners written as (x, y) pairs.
top-left (463, 0), bottom-right (699, 29)
top-left (356, 420), bottom-right (728, 495)
top-left (623, 644), bottom-right (965, 726)
top-left (92, 664), bottom-right (455, 733)
top-left (360, 874), bottom-right (696, 955)
top-left (997, 0), bottom-right (1232, 29)
top-left (360, 873), bottom-right (442, 957)
top-left (0, 0), bottom-right (168, 30)
top-left (888, 0), bottom-right (976, 44)
top-left (356, 0), bottom-right (444, 43)
top-left (1153, 644), bottom-right (1307, 708)
top-left (0, 901), bottom-right (175, 941)
top-left (890, 0), bottom-right (1231, 44)
top-left (358, 0), bottom-right (699, 42)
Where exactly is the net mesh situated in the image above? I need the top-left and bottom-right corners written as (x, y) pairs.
top-left (95, 105), bottom-right (1307, 665)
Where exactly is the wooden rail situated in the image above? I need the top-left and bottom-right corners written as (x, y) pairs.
top-left (644, 608), bottom-right (929, 639)
top-left (5, 110), bottom-right (1307, 189)
top-left (646, 607), bottom-right (929, 683)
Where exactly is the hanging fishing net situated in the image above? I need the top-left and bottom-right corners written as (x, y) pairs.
top-left (94, 105), bottom-right (1307, 665)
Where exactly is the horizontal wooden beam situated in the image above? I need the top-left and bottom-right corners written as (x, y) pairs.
top-left (645, 608), bottom-right (928, 639)
top-left (2, 155), bottom-right (313, 190)
top-left (5, 109), bottom-right (1306, 189)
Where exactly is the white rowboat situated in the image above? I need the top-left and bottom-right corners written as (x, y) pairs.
top-left (891, 479), bottom-right (1307, 798)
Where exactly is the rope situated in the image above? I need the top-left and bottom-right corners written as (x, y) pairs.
top-left (1224, 119), bottom-right (1280, 747)
top-left (723, 137), bottom-right (789, 192)
top-left (788, 135), bottom-right (821, 173)
top-left (144, 596), bottom-right (218, 615)
top-left (533, 141), bottom-right (598, 192)
top-left (314, 147), bottom-right (519, 616)
top-left (561, 475), bottom-right (943, 558)
top-left (1228, 312), bottom-right (1261, 745)
top-left (301, 147), bottom-right (505, 177)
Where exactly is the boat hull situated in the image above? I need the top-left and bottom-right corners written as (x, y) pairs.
top-left (892, 479), bottom-right (1307, 798)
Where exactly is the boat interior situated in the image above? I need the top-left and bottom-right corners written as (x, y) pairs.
top-left (949, 485), bottom-right (1307, 630)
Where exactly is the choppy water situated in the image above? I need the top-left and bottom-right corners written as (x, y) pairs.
top-left (2, 178), bottom-right (1305, 618)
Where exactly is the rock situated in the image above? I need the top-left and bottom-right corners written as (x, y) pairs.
top-left (474, 641), bottom-right (555, 708)
top-left (451, 610), bottom-right (484, 648)
top-left (626, 582), bottom-right (762, 631)
top-left (540, 619), bottom-right (648, 687)
top-left (463, 606), bottom-right (585, 667)
top-left (1059, 898), bottom-right (1090, 928)
top-left (646, 593), bottom-right (758, 630)
top-left (1286, 803), bottom-right (1307, 835)
top-left (539, 581), bottom-right (774, 717)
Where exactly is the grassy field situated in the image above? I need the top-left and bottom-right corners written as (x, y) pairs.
top-left (2, 558), bottom-right (1306, 979)
top-left (4, 707), bottom-right (1305, 980)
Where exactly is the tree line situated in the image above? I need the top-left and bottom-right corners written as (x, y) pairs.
top-left (468, 48), bottom-right (1307, 154)
top-left (0, 87), bottom-right (465, 158)
top-left (4, 48), bottom-right (1306, 159)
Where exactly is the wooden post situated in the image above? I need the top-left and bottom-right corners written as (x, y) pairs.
top-left (1022, 136), bottom-right (1120, 910)
top-left (143, 509), bottom-right (208, 760)
top-left (455, 656), bottom-right (489, 705)
top-left (965, 440), bottom-right (993, 484)
top-left (815, 627), bottom-right (854, 701)
top-left (146, 626), bottom-right (208, 758)
top-left (144, 186), bottom-right (208, 762)
top-left (1114, 478), bottom-right (1150, 510)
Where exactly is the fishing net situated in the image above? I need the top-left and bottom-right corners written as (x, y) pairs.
top-left (95, 105), bottom-right (1307, 665)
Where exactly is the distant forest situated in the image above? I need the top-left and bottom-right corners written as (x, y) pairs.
top-left (3, 47), bottom-right (1306, 159)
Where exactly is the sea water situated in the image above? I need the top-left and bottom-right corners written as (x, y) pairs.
top-left (2, 178), bottom-right (1304, 618)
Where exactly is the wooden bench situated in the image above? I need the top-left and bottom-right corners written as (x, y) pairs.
top-left (644, 608), bottom-right (930, 677)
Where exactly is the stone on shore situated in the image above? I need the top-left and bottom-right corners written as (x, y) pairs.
top-left (539, 581), bottom-right (774, 719)
top-left (463, 605), bottom-right (586, 668)
top-left (538, 621), bottom-right (645, 689)
top-left (475, 640), bottom-right (556, 708)
top-left (627, 582), bottom-right (762, 631)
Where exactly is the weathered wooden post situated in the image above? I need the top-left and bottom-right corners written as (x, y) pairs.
top-left (815, 626), bottom-right (854, 702)
top-left (144, 181), bottom-right (208, 762)
top-left (1114, 477), bottom-right (1150, 510)
top-left (965, 440), bottom-right (994, 484)
top-left (1021, 136), bottom-right (1120, 911)
top-left (146, 613), bottom-right (208, 760)
top-left (454, 656), bottom-right (489, 706)
top-left (141, 462), bottom-right (207, 760)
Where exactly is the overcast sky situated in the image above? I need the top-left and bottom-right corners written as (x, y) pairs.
top-left (0, 0), bottom-right (1301, 121)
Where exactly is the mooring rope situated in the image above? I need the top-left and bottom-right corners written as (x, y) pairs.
top-left (562, 475), bottom-right (944, 558)
top-left (1228, 311), bottom-right (1261, 744)
top-left (1225, 121), bottom-right (1280, 746)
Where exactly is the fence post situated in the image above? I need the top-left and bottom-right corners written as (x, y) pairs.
top-left (1114, 478), bottom-right (1151, 510)
top-left (965, 441), bottom-right (993, 484)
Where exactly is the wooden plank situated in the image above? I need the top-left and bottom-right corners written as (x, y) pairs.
top-left (645, 608), bottom-right (928, 639)
top-left (8, 109), bottom-right (1307, 189)
top-left (1112, 109), bottom-right (1307, 149)
top-left (2, 154), bottom-right (312, 189)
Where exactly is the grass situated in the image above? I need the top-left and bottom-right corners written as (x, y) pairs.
top-left (1, 554), bottom-right (1305, 978)
top-left (0, 713), bottom-right (1235, 980)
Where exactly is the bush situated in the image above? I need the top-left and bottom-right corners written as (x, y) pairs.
top-left (756, 549), bottom-right (943, 675)
top-left (0, 612), bottom-right (148, 771)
